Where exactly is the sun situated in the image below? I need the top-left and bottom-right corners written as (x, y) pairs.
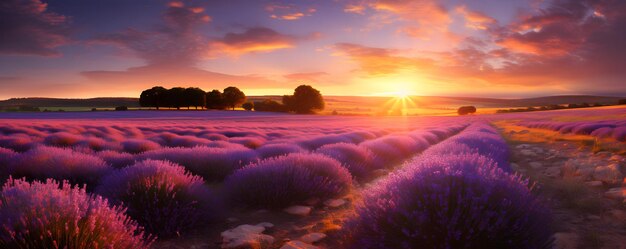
top-left (395, 89), bottom-right (410, 99)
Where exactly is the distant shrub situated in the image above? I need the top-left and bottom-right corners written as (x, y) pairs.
top-left (457, 106), bottom-right (477, 115)
top-left (9, 146), bottom-right (112, 188)
top-left (115, 106), bottom-right (128, 111)
top-left (253, 99), bottom-right (287, 112)
top-left (242, 102), bottom-right (254, 111)
top-left (139, 146), bottom-right (259, 182)
top-left (344, 154), bottom-right (553, 249)
top-left (619, 99), bottom-right (626, 105)
top-left (97, 150), bottom-right (136, 168)
top-left (224, 153), bottom-right (352, 208)
top-left (121, 139), bottom-right (161, 154)
top-left (96, 160), bottom-right (220, 237)
top-left (0, 178), bottom-right (152, 248)
top-left (43, 132), bottom-right (82, 147)
top-left (256, 143), bottom-right (305, 159)
top-left (316, 143), bottom-right (376, 179)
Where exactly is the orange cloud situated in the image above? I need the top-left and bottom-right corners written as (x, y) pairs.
top-left (210, 27), bottom-right (317, 56)
top-left (283, 72), bottom-right (328, 82)
top-left (371, 0), bottom-right (451, 38)
top-left (266, 3), bottom-right (316, 20)
top-left (344, 4), bottom-right (366, 14)
top-left (333, 43), bottom-right (434, 76)
top-left (455, 6), bottom-right (496, 30)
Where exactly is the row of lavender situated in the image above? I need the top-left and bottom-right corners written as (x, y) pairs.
top-left (343, 122), bottom-right (554, 248)
top-left (518, 119), bottom-right (626, 142)
top-left (0, 121), bottom-right (466, 247)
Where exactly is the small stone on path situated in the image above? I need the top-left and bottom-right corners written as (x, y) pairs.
top-left (529, 161), bottom-right (543, 169)
top-left (324, 199), bottom-right (346, 208)
top-left (300, 233), bottom-right (326, 244)
top-left (284, 205), bottom-right (312, 216)
top-left (221, 223), bottom-right (275, 248)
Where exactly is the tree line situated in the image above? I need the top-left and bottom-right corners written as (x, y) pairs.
top-left (139, 84), bottom-right (325, 114)
top-left (140, 86), bottom-right (246, 110)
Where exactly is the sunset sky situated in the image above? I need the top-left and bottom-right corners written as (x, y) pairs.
top-left (1, 0), bottom-right (625, 99)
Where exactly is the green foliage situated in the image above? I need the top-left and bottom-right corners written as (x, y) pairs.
top-left (253, 99), bottom-right (286, 112)
top-left (242, 102), bottom-right (254, 111)
top-left (205, 89), bottom-right (226, 109)
top-left (283, 85), bottom-right (325, 114)
top-left (222, 86), bottom-right (246, 110)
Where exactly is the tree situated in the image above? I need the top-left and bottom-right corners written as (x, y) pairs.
top-left (205, 89), bottom-right (225, 109)
top-left (167, 87), bottom-right (186, 110)
top-left (283, 85), bottom-right (324, 114)
top-left (457, 106), bottom-right (476, 115)
top-left (222, 86), bottom-right (246, 110)
top-left (139, 86), bottom-right (167, 110)
top-left (618, 99), bottom-right (626, 105)
top-left (242, 102), bottom-right (254, 111)
top-left (184, 87), bottom-right (206, 109)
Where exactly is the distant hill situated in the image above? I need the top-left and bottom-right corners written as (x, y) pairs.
top-left (0, 97), bottom-right (140, 108)
top-left (1, 95), bottom-right (622, 110)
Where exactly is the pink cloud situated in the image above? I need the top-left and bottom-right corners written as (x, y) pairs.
top-left (283, 72), bottom-right (329, 82)
top-left (266, 3), bottom-right (316, 21)
top-left (455, 6), bottom-right (497, 30)
top-left (210, 27), bottom-right (318, 56)
top-left (0, 0), bottom-right (70, 56)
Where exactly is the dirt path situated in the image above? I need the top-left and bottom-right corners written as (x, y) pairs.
top-left (500, 126), bottom-right (626, 249)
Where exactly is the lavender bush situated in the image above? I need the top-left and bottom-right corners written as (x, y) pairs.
top-left (344, 154), bottom-right (553, 249)
top-left (0, 178), bottom-right (152, 248)
top-left (96, 160), bottom-right (220, 237)
top-left (97, 150), bottom-right (136, 168)
top-left (315, 142), bottom-right (376, 179)
top-left (140, 146), bottom-right (259, 182)
top-left (9, 146), bottom-right (113, 188)
top-left (0, 135), bottom-right (34, 152)
top-left (256, 143), bottom-right (305, 159)
top-left (43, 132), bottom-right (82, 147)
top-left (224, 153), bottom-right (352, 208)
top-left (121, 139), bottom-right (161, 154)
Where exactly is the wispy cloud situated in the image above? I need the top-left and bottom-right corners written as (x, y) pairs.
top-left (0, 0), bottom-right (70, 56)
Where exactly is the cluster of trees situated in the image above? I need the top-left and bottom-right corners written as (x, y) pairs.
top-left (140, 86), bottom-right (245, 110)
top-left (252, 85), bottom-right (325, 114)
top-left (139, 84), bottom-right (325, 114)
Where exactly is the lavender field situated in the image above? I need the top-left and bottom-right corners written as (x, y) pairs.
top-left (0, 107), bottom-right (624, 248)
